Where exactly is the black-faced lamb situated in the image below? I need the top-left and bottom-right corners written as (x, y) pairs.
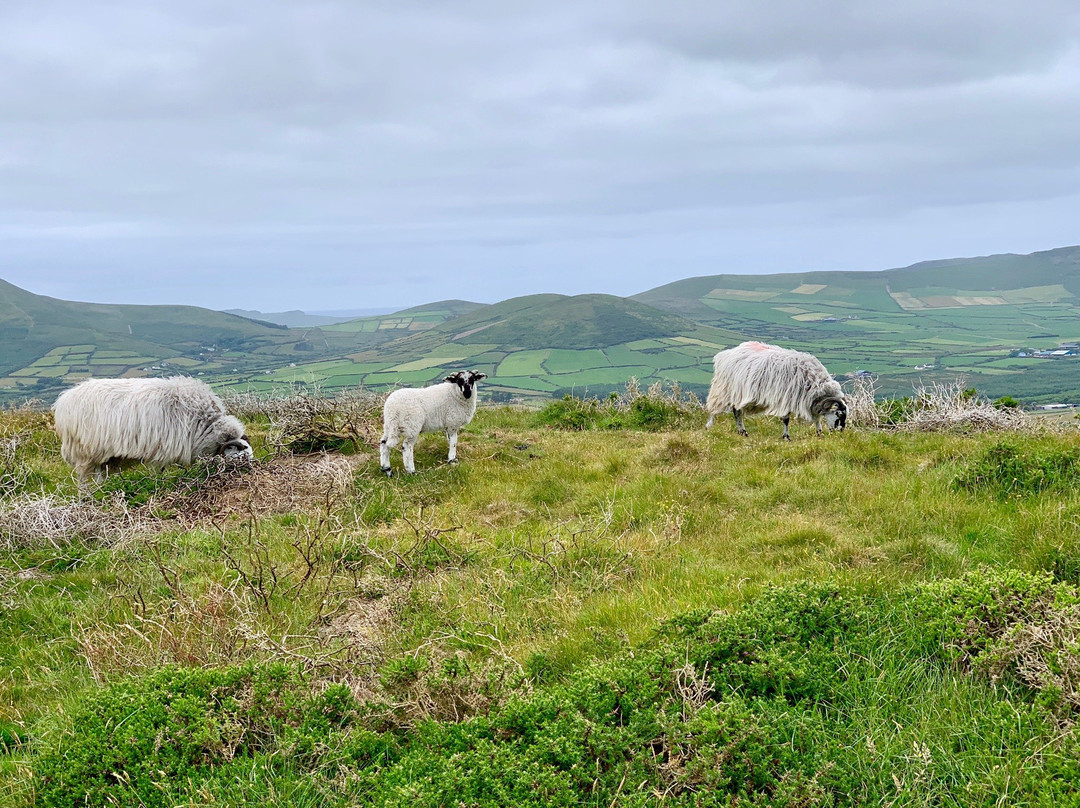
top-left (705, 341), bottom-right (847, 439)
top-left (53, 377), bottom-right (253, 485)
top-left (379, 370), bottom-right (487, 475)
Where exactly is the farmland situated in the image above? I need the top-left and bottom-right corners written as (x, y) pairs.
top-left (3, 246), bottom-right (1080, 406)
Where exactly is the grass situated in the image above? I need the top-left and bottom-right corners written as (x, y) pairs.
top-left (3, 392), bottom-right (1080, 804)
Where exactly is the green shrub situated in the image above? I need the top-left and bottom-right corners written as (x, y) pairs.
top-left (954, 442), bottom-right (1080, 498)
top-left (34, 664), bottom-right (335, 808)
top-left (536, 384), bottom-right (700, 432)
top-left (876, 395), bottom-right (918, 425)
top-left (32, 573), bottom-right (1080, 807)
top-left (534, 395), bottom-right (607, 431)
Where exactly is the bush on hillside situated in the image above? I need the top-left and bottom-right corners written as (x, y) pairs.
top-left (536, 379), bottom-right (702, 431)
top-left (954, 441), bottom-right (1080, 499)
top-left (34, 571), bottom-right (1080, 807)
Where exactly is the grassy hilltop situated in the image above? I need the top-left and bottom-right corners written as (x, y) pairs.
top-left (3, 246), bottom-right (1080, 405)
top-left (3, 391), bottom-right (1080, 805)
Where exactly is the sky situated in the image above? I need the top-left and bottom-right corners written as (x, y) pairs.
top-left (3, 1), bottom-right (1080, 313)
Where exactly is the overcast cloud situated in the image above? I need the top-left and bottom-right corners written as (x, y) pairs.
top-left (3, 1), bottom-right (1080, 311)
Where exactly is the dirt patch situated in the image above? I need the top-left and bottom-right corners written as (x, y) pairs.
top-left (150, 453), bottom-right (369, 526)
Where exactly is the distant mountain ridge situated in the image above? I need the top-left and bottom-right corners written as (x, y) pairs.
top-left (3, 246), bottom-right (1080, 404)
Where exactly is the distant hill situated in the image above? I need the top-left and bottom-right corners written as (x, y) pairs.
top-left (0, 278), bottom-right (294, 398)
top-left (631, 246), bottom-right (1080, 400)
top-left (222, 309), bottom-right (371, 327)
top-left (247, 294), bottom-right (749, 400)
top-left (385, 293), bottom-right (709, 351)
top-left (4, 247), bottom-right (1080, 405)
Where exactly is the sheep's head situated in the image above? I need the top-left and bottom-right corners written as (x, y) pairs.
top-left (214, 416), bottom-right (255, 462)
top-left (221, 435), bottom-right (254, 461)
top-left (814, 396), bottom-right (847, 431)
top-left (445, 370), bottom-right (487, 400)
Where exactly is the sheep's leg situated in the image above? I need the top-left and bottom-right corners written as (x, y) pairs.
top-left (733, 407), bottom-right (748, 437)
top-left (73, 462), bottom-right (99, 493)
top-left (705, 413), bottom-right (715, 428)
top-left (402, 440), bottom-right (417, 474)
top-left (781, 415), bottom-right (792, 441)
top-left (814, 416), bottom-right (823, 436)
top-left (446, 430), bottom-right (459, 464)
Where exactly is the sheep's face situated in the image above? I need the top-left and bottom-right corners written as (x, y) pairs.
top-left (824, 402), bottom-right (847, 432)
top-left (814, 396), bottom-right (847, 431)
top-left (445, 370), bottom-right (487, 400)
top-left (221, 436), bottom-right (254, 461)
top-left (214, 418), bottom-right (254, 461)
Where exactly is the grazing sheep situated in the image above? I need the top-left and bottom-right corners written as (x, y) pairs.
top-left (380, 370), bottom-right (487, 475)
top-left (53, 377), bottom-right (253, 485)
top-left (705, 341), bottom-right (847, 439)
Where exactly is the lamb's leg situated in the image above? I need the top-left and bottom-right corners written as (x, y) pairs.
top-left (733, 407), bottom-right (748, 437)
top-left (379, 437), bottom-right (393, 475)
top-left (446, 430), bottom-right (459, 464)
top-left (402, 440), bottom-right (416, 474)
top-left (781, 415), bottom-right (791, 441)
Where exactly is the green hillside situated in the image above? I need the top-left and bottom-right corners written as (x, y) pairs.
top-left (225, 294), bottom-right (744, 400)
top-left (0, 285), bottom-right (482, 403)
top-left (4, 246), bottom-right (1080, 405)
top-left (633, 246), bottom-right (1080, 402)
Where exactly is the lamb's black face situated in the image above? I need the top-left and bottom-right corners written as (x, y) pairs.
top-left (445, 370), bottom-right (487, 400)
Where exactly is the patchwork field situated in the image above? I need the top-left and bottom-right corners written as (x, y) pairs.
top-left (4, 246), bottom-right (1080, 406)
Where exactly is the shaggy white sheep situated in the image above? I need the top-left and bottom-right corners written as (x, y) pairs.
top-left (53, 377), bottom-right (253, 484)
top-left (705, 341), bottom-right (847, 439)
top-left (379, 370), bottom-right (487, 475)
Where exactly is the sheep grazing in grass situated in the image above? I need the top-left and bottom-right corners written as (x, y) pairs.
top-left (705, 341), bottom-right (847, 440)
top-left (380, 370), bottom-right (487, 475)
top-left (53, 377), bottom-right (253, 485)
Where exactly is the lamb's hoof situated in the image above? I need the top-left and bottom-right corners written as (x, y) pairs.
top-left (381, 466), bottom-right (393, 477)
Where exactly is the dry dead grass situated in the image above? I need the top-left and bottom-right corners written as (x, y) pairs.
top-left (845, 376), bottom-right (1029, 432)
top-left (226, 388), bottom-right (385, 454)
top-left (899, 380), bottom-right (1027, 432)
top-left (147, 452), bottom-right (367, 527)
top-left (0, 492), bottom-right (151, 551)
top-left (982, 603), bottom-right (1080, 727)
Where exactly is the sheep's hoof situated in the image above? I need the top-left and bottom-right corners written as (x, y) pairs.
top-left (381, 466), bottom-right (393, 477)
top-left (447, 458), bottom-right (459, 465)
top-left (782, 435), bottom-right (792, 442)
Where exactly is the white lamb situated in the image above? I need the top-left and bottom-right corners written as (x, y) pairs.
top-left (53, 376), bottom-right (253, 485)
top-left (379, 370), bottom-right (487, 475)
top-left (705, 341), bottom-right (847, 439)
